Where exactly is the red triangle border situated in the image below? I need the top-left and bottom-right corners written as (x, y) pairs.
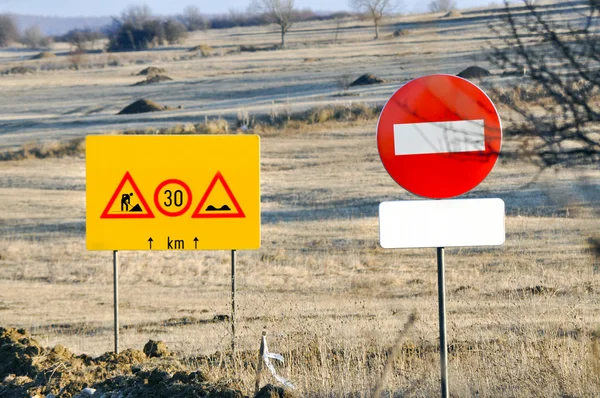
top-left (100, 171), bottom-right (155, 219)
top-left (192, 171), bottom-right (245, 219)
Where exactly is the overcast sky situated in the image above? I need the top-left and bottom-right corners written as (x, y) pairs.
top-left (0, 0), bottom-right (489, 17)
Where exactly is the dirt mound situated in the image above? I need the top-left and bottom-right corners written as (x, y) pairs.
top-left (0, 327), bottom-right (44, 379)
top-left (94, 368), bottom-right (244, 398)
top-left (137, 66), bottom-right (167, 76)
top-left (0, 327), bottom-right (89, 397)
top-left (442, 10), bottom-right (462, 18)
top-left (457, 66), bottom-right (491, 79)
top-left (2, 66), bottom-right (36, 75)
top-left (0, 327), bottom-right (249, 398)
top-left (118, 99), bottom-right (168, 115)
top-left (255, 384), bottom-right (297, 398)
top-left (132, 74), bottom-right (173, 86)
top-left (31, 51), bottom-right (56, 60)
top-left (95, 348), bottom-right (147, 366)
top-left (393, 29), bottom-right (410, 37)
top-left (143, 340), bottom-right (170, 358)
top-left (350, 74), bottom-right (386, 86)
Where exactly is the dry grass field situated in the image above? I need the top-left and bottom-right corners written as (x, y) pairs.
top-left (1, 1), bottom-right (599, 397)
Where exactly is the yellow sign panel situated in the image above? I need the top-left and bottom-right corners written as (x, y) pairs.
top-left (86, 135), bottom-right (260, 250)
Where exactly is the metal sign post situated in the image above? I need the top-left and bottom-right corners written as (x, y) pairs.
top-left (113, 250), bottom-right (119, 354)
top-left (377, 75), bottom-right (505, 398)
top-left (231, 249), bottom-right (237, 353)
top-left (437, 247), bottom-right (448, 398)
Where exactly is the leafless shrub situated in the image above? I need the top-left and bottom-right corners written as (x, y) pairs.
top-left (107, 6), bottom-right (188, 51)
top-left (181, 5), bottom-right (208, 31)
top-left (196, 118), bottom-right (230, 134)
top-left (21, 26), bottom-right (52, 49)
top-left (68, 52), bottom-right (88, 70)
top-left (336, 74), bottom-right (353, 94)
top-left (59, 29), bottom-right (103, 53)
top-left (489, 0), bottom-right (599, 168)
top-left (163, 18), bottom-right (188, 44)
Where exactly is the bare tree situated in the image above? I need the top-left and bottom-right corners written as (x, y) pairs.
top-left (250, 0), bottom-right (296, 47)
top-left (58, 29), bottom-right (102, 52)
top-left (163, 18), bottom-right (188, 44)
top-left (350, 0), bottom-right (399, 39)
top-left (336, 73), bottom-right (353, 94)
top-left (0, 14), bottom-right (18, 47)
top-left (182, 5), bottom-right (207, 31)
top-left (428, 0), bottom-right (457, 13)
top-left (21, 26), bottom-right (49, 48)
top-left (488, 0), bottom-right (599, 168)
top-left (121, 5), bottom-right (153, 28)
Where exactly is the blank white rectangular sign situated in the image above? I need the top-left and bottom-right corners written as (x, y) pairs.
top-left (394, 119), bottom-right (485, 155)
top-left (379, 198), bottom-right (505, 249)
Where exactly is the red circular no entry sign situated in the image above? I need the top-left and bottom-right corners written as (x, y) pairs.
top-left (377, 74), bottom-right (502, 199)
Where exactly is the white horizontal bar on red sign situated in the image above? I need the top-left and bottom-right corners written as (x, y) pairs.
top-left (379, 198), bottom-right (505, 249)
top-left (394, 119), bottom-right (485, 155)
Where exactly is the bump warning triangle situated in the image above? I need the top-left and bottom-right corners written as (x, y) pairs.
top-left (101, 172), bottom-right (155, 219)
top-left (192, 171), bottom-right (245, 218)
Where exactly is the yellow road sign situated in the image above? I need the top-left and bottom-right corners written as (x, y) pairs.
top-left (86, 135), bottom-right (260, 250)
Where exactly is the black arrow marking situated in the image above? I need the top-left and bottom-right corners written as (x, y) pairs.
top-left (194, 237), bottom-right (199, 249)
top-left (148, 237), bottom-right (153, 249)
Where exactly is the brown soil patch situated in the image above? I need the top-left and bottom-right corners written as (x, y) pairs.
top-left (137, 66), bottom-right (167, 76)
top-left (350, 74), bottom-right (386, 86)
top-left (457, 66), bottom-right (491, 79)
top-left (132, 74), bottom-right (173, 86)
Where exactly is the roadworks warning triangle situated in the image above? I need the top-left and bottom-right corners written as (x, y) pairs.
top-left (101, 172), bottom-right (155, 219)
top-left (192, 171), bottom-right (245, 218)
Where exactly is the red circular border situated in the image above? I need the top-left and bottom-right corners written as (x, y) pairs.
top-left (154, 179), bottom-right (193, 217)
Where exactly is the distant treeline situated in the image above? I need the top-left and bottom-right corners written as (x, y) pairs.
top-left (208, 9), bottom-right (353, 30)
top-left (1, 6), bottom-right (354, 51)
top-left (75, 7), bottom-right (353, 51)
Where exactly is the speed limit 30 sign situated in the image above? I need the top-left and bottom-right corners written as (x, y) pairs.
top-left (86, 135), bottom-right (260, 251)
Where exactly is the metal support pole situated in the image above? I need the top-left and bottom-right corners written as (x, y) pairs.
top-left (437, 247), bottom-right (448, 398)
top-left (231, 249), bottom-right (237, 354)
top-left (113, 250), bottom-right (119, 354)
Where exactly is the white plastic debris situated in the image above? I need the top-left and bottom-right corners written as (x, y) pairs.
top-left (261, 335), bottom-right (295, 389)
